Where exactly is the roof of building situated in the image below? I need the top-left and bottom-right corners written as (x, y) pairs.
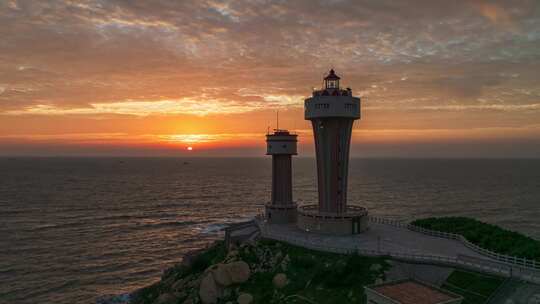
top-left (324, 69), bottom-right (340, 80)
top-left (365, 279), bottom-right (463, 304)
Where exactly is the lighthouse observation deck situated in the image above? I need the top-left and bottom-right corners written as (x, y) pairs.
top-left (304, 95), bottom-right (361, 120)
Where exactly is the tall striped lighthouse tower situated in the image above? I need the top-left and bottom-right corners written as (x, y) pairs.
top-left (298, 69), bottom-right (369, 235)
top-left (265, 128), bottom-right (298, 224)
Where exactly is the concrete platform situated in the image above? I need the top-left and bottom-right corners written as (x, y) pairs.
top-left (262, 221), bottom-right (486, 259)
top-left (258, 219), bottom-right (540, 284)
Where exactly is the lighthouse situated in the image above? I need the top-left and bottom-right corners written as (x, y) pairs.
top-left (298, 69), bottom-right (369, 234)
top-left (265, 128), bottom-right (298, 224)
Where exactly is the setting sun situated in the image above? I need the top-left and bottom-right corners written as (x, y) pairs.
top-left (187, 146), bottom-right (193, 151)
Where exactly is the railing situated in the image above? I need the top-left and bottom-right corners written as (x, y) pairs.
top-left (256, 214), bottom-right (539, 273)
top-left (406, 224), bottom-right (540, 271)
top-left (255, 220), bottom-right (540, 284)
top-left (368, 216), bottom-right (408, 228)
top-left (367, 216), bottom-right (540, 271)
top-left (298, 204), bottom-right (368, 218)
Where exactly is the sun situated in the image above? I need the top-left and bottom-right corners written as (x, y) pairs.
top-left (187, 146), bottom-right (193, 151)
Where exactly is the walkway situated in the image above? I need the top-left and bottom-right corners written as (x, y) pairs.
top-left (262, 221), bottom-right (483, 258)
top-left (257, 219), bottom-right (540, 284)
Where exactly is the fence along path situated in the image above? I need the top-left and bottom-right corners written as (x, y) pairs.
top-left (255, 216), bottom-right (540, 284)
top-left (368, 216), bottom-right (539, 271)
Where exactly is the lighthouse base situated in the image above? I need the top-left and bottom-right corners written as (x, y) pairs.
top-left (265, 203), bottom-right (297, 224)
top-left (297, 204), bottom-right (369, 235)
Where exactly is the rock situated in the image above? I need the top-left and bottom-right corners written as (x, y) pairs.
top-left (226, 261), bottom-right (251, 284)
top-left (186, 275), bottom-right (202, 289)
top-left (273, 273), bottom-right (288, 289)
top-left (172, 278), bottom-right (187, 290)
top-left (199, 274), bottom-right (219, 304)
top-left (153, 293), bottom-right (177, 304)
top-left (210, 264), bottom-right (233, 287)
top-left (237, 293), bottom-right (253, 304)
top-left (370, 264), bottom-right (382, 272)
top-left (174, 291), bottom-right (187, 300)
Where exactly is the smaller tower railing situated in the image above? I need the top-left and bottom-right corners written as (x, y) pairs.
top-left (298, 204), bottom-right (368, 219)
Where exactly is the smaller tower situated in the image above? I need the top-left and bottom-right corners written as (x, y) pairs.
top-left (265, 129), bottom-right (298, 224)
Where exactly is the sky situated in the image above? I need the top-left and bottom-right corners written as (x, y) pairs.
top-left (1, 0), bottom-right (540, 157)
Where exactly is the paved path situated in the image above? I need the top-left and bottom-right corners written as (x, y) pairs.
top-left (262, 221), bottom-right (485, 259)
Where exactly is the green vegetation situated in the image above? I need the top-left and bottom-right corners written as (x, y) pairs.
top-left (442, 270), bottom-right (504, 304)
top-left (239, 239), bottom-right (390, 304)
top-left (130, 237), bottom-right (509, 304)
top-left (131, 239), bottom-right (389, 304)
top-left (412, 217), bottom-right (540, 261)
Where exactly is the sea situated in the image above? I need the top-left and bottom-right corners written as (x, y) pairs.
top-left (1, 157), bottom-right (539, 304)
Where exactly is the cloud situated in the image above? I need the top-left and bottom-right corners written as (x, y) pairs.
top-left (1, 0), bottom-right (540, 152)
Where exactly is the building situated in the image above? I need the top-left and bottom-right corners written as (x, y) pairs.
top-left (364, 279), bottom-right (463, 304)
top-left (297, 69), bottom-right (369, 235)
top-left (265, 129), bottom-right (298, 224)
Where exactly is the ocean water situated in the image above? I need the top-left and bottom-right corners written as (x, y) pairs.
top-left (1, 157), bottom-right (539, 304)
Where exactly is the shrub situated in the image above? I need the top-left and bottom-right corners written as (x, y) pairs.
top-left (412, 217), bottom-right (540, 261)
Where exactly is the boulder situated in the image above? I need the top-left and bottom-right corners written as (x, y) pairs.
top-left (210, 264), bottom-right (233, 287)
top-left (226, 261), bottom-right (251, 284)
top-left (199, 274), bottom-right (219, 304)
top-left (153, 293), bottom-right (177, 304)
top-left (272, 273), bottom-right (288, 289)
top-left (237, 293), bottom-right (253, 304)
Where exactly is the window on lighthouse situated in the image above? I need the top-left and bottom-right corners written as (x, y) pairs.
top-left (326, 80), bottom-right (338, 89)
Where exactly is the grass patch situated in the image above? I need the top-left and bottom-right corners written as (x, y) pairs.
top-left (412, 217), bottom-right (540, 261)
top-left (442, 270), bottom-right (504, 304)
top-left (239, 239), bottom-right (389, 304)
